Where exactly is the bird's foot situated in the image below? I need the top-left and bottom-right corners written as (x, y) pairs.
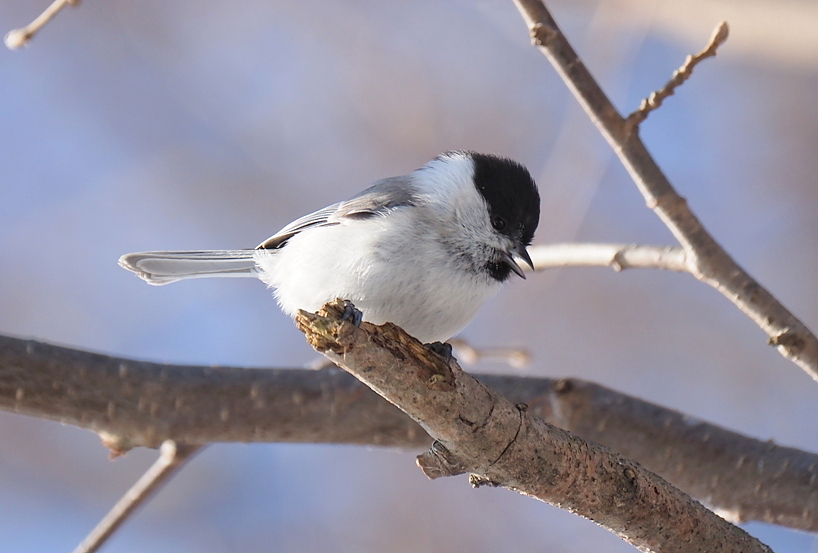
top-left (340, 300), bottom-right (363, 327)
top-left (426, 341), bottom-right (453, 364)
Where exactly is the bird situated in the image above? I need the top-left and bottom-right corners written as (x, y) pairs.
top-left (119, 151), bottom-right (540, 343)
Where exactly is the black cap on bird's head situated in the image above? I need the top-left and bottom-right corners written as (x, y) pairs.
top-left (466, 152), bottom-right (540, 281)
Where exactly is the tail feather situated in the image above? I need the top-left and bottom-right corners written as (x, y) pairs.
top-left (118, 250), bottom-right (260, 285)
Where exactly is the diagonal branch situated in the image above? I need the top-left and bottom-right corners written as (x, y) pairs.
top-left (295, 300), bottom-right (772, 553)
top-left (4, 0), bottom-right (78, 49)
top-left (511, 0), bottom-right (818, 382)
top-left (72, 441), bottom-right (202, 553)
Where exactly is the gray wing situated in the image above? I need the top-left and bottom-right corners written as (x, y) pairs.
top-left (256, 176), bottom-right (417, 250)
top-left (256, 203), bottom-right (342, 249)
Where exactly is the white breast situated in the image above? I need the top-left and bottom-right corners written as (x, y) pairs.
top-left (253, 209), bottom-right (501, 343)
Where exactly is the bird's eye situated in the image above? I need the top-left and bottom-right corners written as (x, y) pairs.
top-left (491, 216), bottom-right (506, 231)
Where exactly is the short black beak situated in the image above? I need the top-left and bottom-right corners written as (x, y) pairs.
top-left (500, 244), bottom-right (534, 280)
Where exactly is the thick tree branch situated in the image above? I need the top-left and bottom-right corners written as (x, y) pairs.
top-left (550, 380), bottom-right (818, 531)
top-left (295, 300), bottom-right (772, 553)
top-left (1, 333), bottom-right (816, 532)
top-left (511, 0), bottom-right (818, 382)
top-left (0, 334), bottom-right (418, 454)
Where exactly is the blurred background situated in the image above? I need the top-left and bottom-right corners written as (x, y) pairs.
top-left (1, 0), bottom-right (817, 551)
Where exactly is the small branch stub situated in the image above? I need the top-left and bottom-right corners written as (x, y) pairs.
top-left (448, 338), bottom-right (531, 368)
top-left (5, 0), bottom-right (79, 50)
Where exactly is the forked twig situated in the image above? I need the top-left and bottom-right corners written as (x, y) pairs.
top-left (5, 0), bottom-right (79, 50)
top-left (72, 441), bottom-right (203, 553)
top-left (511, 0), bottom-right (818, 382)
top-left (626, 22), bottom-right (730, 129)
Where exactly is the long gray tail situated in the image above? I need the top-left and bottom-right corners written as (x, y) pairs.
top-left (118, 250), bottom-right (260, 286)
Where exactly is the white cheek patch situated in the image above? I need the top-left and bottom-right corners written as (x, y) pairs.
top-left (415, 155), bottom-right (492, 231)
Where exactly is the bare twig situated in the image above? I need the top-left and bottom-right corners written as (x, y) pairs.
top-left (528, 243), bottom-right (688, 272)
top-left (72, 440), bottom-right (202, 553)
top-left (295, 300), bottom-right (772, 553)
top-left (626, 22), bottom-right (730, 129)
top-left (511, 0), bottom-right (818, 382)
top-left (2, 334), bottom-right (816, 531)
top-left (5, 0), bottom-right (78, 50)
top-left (448, 339), bottom-right (530, 368)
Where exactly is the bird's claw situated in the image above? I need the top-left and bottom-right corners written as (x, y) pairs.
top-left (340, 300), bottom-right (363, 327)
top-left (426, 341), bottom-right (453, 364)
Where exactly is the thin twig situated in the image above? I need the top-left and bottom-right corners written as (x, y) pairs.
top-left (448, 339), bottom-right (530, 368)
top-left (72, 441), bottom-right (202, 553)
top-left (5, 0), bottom-right (78, 50)
top-left (528, 243), bottom-right (688, 272)
top-left (626, 22), bottom-right (730, 129)
top-left (511, 0), bottom-right (818, 382)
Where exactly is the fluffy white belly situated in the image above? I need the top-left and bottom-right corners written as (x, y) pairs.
top-left (253, 216), bottom-right (500, 342)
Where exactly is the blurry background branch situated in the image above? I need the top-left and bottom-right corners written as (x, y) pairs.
top-left (529, 243), bottom-right (688, 272)
top-left (626, 21), bottom-right (729, 128)
top-left (71, 441), bottom-right (202, 553)
top-left (1, 333), bottom-right (816, 533)
top-left (4, 0), bottom-right (77, 49)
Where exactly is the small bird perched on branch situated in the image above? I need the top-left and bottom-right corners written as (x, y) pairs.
top-left (119, 151), bottom-right (540, 343)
